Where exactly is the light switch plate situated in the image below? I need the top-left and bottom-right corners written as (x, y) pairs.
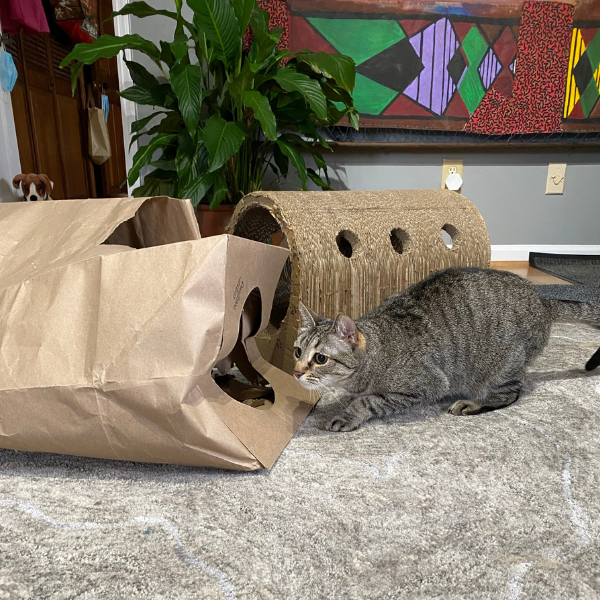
top-left (441, 159), bottom-right (463, 192)
top-left (546, 163), bottom-right (567, 195)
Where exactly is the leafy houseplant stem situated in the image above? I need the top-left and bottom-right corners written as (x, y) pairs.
top-left (62, 0), bottom-right (359, 209)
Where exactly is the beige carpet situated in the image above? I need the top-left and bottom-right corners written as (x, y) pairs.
top-left (0, 322), bottom-right (599, 599)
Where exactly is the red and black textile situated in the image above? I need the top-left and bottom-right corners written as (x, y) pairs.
top-left (465, 1), bottom-right (574, 134)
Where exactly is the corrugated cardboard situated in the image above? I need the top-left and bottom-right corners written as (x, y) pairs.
top-left (0, 196), bottom-right (318, 470)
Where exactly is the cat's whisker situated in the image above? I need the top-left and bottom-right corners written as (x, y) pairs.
top-left (318, 383), bottom-right (348, 408)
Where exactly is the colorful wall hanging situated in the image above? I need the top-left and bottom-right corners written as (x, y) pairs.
top-left (49, 0), bottom-right (99, 44)
top-left (261, 0), bottom-right (600, 134)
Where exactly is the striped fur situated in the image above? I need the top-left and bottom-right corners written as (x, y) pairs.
top-left (294, 267), bottom-right (600, 432)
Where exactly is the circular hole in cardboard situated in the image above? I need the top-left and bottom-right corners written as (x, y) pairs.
top-left (336, 230), bottom-right (360, 258)
top-left (441, 224), bottom-right (458, 249)
top-left (213, 287), bottom-right (274, 411)
top-left (390, 228), bottom-right (410, 255)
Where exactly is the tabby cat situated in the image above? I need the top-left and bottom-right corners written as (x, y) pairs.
top-left (293, 267), bottom-right (600, 432)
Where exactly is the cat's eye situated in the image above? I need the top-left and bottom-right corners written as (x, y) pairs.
top-left (294, 347), bottom-right (302, 359)
top-left (314, 353), bottom-right (328, 365)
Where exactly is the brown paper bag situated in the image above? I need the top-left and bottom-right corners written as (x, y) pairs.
top-left (0, 196), bottom-right (317, 470)
top-left (88, 105), bottom-right (112, 165)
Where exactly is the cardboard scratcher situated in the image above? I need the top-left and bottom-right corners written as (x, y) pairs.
top-left (227, 190), bottom-right (491, 373)
top-left (0, 197), bottom-right (316, 470)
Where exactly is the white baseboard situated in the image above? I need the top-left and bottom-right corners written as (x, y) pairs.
top-left (491, 245), bottom-right (600, 261)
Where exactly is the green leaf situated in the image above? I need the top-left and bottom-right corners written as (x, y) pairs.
top-left (188, 0), bottom-right (240, 64)
top-left (277, 138), bottom-right (307, 189)
top-left (175, 130), bottom-right (196, 181)
top-left (120, 85), bottom-right (165, 106)
top-left (249, 28), bottom-right (276, 68)
top-left (171, 32), bottom-right (189, 62)
top-left (69, 61), bottom-right (84, 96)
top-left (159, 41), bottom-right (176, 67)
top-left (151, 158), bottom-right (177, 170)
top-left (60, 34), bottom-right (160, 67)
top-left (125, 60), bottom-right (161, 89)
top-left (296, 119), bottom-right (318, 137)
top-left (181, 170), bottom-right (216, 207)
top-left (209, 172), bottom-right (228, 209)
top-left (129, 133), bottom-right (177, 186)
top-left (132, 170), bottom-right (177, 198)
top-left (273, 68), bottom-right (327, 119)
top-left (312, 151), bottom-right (328, 173)
top-left (297, 52), bottom-right (356, 92)
top-left (120, 85), bottom-right (157, 105)
top-left (315, 133), bottom-right (331, 150)
top-left (130, 111), bottom-right (166, 134)
top-left (232, 0), bottom-right (255, 34)
top-left (107, 2), bottom-right (195, 34)
top-left (250, 5), bottom-right (269, 32)
top-left (170, 63), bottom-right (202, 134)
top-left (146, 168), bottom-right (177, 181)
top-left (273, 144), bottom-right (289, 177)
top-left (268, 27), bottom-right (282, 44)
top-left (230, 60), bottom-right (255, 97)
top-left (171, 42), bottom-right (189, 61)
top-left (130, 112), bottom-right (183, 149)
top-left (202, 116), bottom-right (246, 172)
top-left (121, 83), bottom-right (176, 108)
top-left (322, 80), bottom-right (353, 105)
top-left (240, 90), bottom-right (276, 141)
top-left (307, 167), bottom-right (332, 191)
top-left (348, 107), bottom-right (360, 130)
top-left (108, 1), bottom-right (177, 21)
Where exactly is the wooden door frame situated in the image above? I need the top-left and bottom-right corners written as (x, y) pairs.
top-left (0, 24), bottom-right (23, 201)
top-left (111, 0), bottom-right (139, 195)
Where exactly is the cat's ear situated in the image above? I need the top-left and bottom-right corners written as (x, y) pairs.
top-left (332, 313), bottom-right (357, 346)
top-left (298, 302), bottom-right (320, 331)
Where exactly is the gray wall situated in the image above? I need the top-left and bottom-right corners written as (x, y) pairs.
top-left (322, 147), bottom-right (600, 245)
top-left (128, 4), bottom-right (600, 246)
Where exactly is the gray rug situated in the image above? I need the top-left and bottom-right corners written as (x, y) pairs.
top-left (536, 284), bottom-right (600, 303)
top-left (530, 253), bottom-right (600, 286)
top-left (1, 322), bottom-right (600, 599)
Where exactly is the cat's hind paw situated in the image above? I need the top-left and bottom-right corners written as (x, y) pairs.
top-left (325, 415), bottom-right (361, 432)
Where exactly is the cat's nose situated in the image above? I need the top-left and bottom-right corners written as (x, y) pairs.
top-left (293, 371), bottom-right (303, 379)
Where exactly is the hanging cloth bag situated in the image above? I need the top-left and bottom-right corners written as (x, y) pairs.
top-left (87, 86), bottom-right (111, 165)
top-left (0, 0), bottom-right (50, 35)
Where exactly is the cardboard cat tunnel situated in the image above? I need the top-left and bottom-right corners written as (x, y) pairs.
top-left (0, 196), bottom-right (316, 471)
top-left (227, 190), bottom-right (491, 373)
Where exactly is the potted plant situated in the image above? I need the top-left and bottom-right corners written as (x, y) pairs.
top-left (62, 0), bottom-right (359, 235)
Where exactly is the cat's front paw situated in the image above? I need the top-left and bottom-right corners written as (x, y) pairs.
top-left (448, 400), bottom-right (483, 415)
top-left (325, 414), bottom-right (361, 432)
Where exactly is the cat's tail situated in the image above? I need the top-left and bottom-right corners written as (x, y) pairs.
top-left (543, 299), bottom-right (600, 371)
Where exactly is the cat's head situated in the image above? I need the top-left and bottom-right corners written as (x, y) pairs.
top-left (292, 302), bottom-right (366, 390)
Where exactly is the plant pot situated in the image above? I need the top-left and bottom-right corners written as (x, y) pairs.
top-left (196, 205), bottom-right (236, 237)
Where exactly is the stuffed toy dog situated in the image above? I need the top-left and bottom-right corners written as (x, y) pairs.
top-left (12, 173), bottom-right (54, 201)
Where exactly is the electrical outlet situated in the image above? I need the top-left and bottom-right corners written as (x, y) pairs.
top-left (545, 163), bottom-right (567, 195)
top-left (441, 159), bottom-right (464, 192)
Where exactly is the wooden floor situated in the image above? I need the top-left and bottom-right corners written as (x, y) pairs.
top-left (490, 261), bottom-right (570, 285)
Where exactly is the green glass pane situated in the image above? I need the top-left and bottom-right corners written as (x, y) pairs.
top-left (307, 18), bottom-right (405, 66)
top-left (580, 77), bottom-right (600, 117)
top-left (458, 27), bottom-right (488, 114)
top-left (353, 73), bottom-right (398, 115)
top-left (585, 30), bottom-right (600, 71)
